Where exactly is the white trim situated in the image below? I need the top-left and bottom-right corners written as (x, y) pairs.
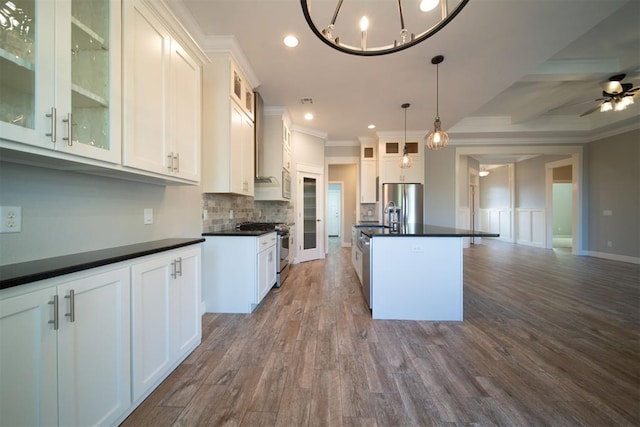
top-left (585, 251), bottom-right (640, 265)
top-left (291, 125), bottom-right (328, 140)
top-left (516, 208), bottom-right (546, 248)
top-left (200, 35), bottom-right (260, 88)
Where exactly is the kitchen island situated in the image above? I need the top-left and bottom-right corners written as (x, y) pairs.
top-left (359, 224), bottom-right (498, 321)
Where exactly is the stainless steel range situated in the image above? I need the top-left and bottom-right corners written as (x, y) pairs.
top-left (236, 222), bottom-right (291, 286)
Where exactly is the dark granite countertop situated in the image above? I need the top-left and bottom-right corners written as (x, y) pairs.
top-left (360, 224), bottom-right (500, 238)
top-left (202, 229), bottom-right (275, 237)
top-left (0, 238), bottom-right (205, 290)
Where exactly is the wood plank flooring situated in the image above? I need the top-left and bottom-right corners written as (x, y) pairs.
top-left (122, 239), bottom-right (640, 426)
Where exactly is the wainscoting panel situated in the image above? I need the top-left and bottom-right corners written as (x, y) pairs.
top-left (479, 209), bottom-right (512, 241)
top-left (516, 208), bottom-right (546, 248)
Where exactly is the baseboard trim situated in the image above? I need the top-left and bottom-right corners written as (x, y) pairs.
top-left (586, 251), bottom-right (640, 265)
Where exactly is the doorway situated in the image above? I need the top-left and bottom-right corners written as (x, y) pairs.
top-left (327, 183), bottom-right (342, 237)
top-left (297, 168), bottom-right (325, 263)
top-left (545, 158), bottom-right (576, 252)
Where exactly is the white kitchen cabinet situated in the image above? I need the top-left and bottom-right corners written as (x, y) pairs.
top-left (130, 245), bottom-right (201, 401)
top-left (0, 0), bottom-right (121, 163)
top-left (0, 267), bottom-right (131, 427)
top-left (203, 233), bottom-right (278, 313)
top-left (122, 0), bottom-right (201, 182)
top-left (379, 140), bottom-right (424, 184)
top-left (0, 288), bottom-right (58, 426)
top-left (361, 160), bottom-right (377, 203)
top-left (255, 112), bottom-right (292, 201)
top-left (202, 54), bottom-right (255, 196)
top-left (258, 237), bottom-right (278, 302)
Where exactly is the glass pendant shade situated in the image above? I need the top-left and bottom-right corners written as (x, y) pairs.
top-left (426, 55), bottom-right (449, 151)
top-left (426, 117), bottom-right (449, 150)
top-left (399, 102), bottom-right (412, 168)
top-left (399, 147), bottom-right (413, 168)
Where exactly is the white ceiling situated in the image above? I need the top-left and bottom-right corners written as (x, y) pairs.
top-left (166, 0), bottom-right (640, 153)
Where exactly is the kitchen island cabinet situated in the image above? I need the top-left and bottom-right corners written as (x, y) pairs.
top-left (360, 225), bottom-right (498, 321)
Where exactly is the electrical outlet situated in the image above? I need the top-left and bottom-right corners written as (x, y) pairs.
top-left (144, 208), bottom-right (153, 225)
top-left (607, 241), bottom-right (613, 248)
top-left (0, 206), bottom-right (22, 233)
top-left (229, 209), bottom-right (234, 219)
top-left (202, 209), bottom-right (208, 220)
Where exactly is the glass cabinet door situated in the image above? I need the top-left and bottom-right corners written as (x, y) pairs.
top-left (0, 0), bottom-right (55, 146)
top-left (66, 0), bottom-right (120, 162)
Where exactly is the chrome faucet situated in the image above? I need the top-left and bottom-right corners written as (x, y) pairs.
top-left (385, 201), bottom-right (399, 232)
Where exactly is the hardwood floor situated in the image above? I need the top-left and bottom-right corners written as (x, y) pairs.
top-left (122, 238), bottom-right (640, 426)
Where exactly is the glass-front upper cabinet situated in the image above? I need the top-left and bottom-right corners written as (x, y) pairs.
top-left (0, 0), bottom-right (121, 163)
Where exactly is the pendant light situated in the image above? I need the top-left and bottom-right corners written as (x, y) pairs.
top-left (399, 103), bottom-right (412, 169)
top-left (426, 55), bottom-right (450, 151)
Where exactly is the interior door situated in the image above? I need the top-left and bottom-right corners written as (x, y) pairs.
top-left (327, 184), bottom-right (341, 237)
top-left (297, 170), bottom-right (324, 262)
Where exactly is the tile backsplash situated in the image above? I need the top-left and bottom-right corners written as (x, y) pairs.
top-left (202, 193), bottom-right (294, 232)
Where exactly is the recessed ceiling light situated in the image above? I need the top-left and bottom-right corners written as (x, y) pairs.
top-left (368, 124), bottom-right (376, 129)
top-left (304, 112), bottom-right (314, 120)
top-left (283, 35), bottom-right (299, 48)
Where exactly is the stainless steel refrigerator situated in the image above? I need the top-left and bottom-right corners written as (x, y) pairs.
top-left (382, 183), bottom-right (424, 229)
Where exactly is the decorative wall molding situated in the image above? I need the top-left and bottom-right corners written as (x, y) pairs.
top-left (479, 208), bottom-right (513, 242)
top-left (516, 208), bottom-right (546, 248)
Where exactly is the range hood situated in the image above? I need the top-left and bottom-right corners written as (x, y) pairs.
top-left (254, 91), bottom-right (278, 184)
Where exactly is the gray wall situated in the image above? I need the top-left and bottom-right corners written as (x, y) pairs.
top-left (515, 155), bottom-right (568, 208)
top-left (479, 165), bottom-right (510, 209)
top-left (425, 148), bottom-right (456, 227)
top-left (0, 162), bottom-right (202, 265)
top-left (586, 129), bottom-right (639, 257)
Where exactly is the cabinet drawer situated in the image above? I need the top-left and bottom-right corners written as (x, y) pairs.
top-left (258, 233), bottom-right (277, 251)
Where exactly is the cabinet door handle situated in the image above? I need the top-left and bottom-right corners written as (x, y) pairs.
top-left (174, 153), bottom-right (180, 172)
top-left (65, 290), bottom-right (75, 323)
top-left (62, 113), bottom-right (73, 146)
top-left (171, 260), bottom-right (177, 279)
top-left (167, 152), bottom-right (174, 171)
top-left (45, 107), bottom-right (56, 143)
top-left (176, 257), bottom-right (183, 277)
top-left (48, 295), bottom-right (59, 330)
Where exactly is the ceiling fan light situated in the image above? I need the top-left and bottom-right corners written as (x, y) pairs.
top-left (479, 170), bottom-right (490, 177)
top-left (600, 101), bottom-right (613, 112)
top-left (603, 81), bottom-right (623, 95)
top-left (614, 101), bottom-right (626, 111)
top-left (620, 95), bottom-right (634, 107)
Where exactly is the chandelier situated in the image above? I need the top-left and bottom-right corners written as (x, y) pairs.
top-left (300, 0), bottom-right (470, 56)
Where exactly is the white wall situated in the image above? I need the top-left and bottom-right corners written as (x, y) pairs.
top-left (0, 162), bottom-right (202, 265)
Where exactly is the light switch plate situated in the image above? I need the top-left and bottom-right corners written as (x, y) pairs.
top-left (144, 208), bottom-right (153, 225)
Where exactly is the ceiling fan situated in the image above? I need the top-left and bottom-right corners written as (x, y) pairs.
top-left (580, 74), bottom-right (639, 117)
